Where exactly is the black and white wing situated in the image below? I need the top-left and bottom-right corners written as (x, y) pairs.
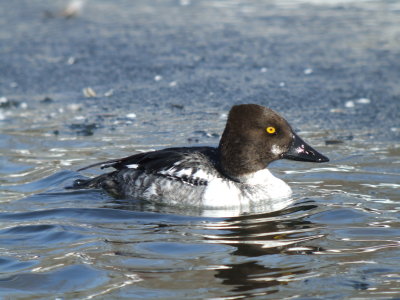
top-left (77, 146), bottom-right (221, 185)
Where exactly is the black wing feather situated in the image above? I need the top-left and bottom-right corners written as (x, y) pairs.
top-left (77, 147), bottom-right (218, 173)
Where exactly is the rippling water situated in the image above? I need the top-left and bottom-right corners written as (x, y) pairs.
top-left (1, 0), bottom-right (400, 299)
top-left (1, 99), bottom-right (399, 298)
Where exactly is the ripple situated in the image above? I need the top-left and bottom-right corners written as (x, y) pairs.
top-left (0, 265), bottom-right (109, 294)
top-left (0, 256), bottom-right (38, 273)
top-left (0, 223), bottom-right (90, 251)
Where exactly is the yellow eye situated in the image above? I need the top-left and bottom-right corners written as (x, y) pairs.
top-left (266, 126), bottom-right (276, 134)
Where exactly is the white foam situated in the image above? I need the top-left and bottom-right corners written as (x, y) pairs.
top-left (304, 68), bottom-right (313, 75)
top-left (356, 98), bottom-right (371, 104)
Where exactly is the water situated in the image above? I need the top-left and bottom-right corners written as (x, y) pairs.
top-left (1, 0), bottom-right (400, 299)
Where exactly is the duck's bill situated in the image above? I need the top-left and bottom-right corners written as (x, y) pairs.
top-left (282, 133), bottom-right (329, 163)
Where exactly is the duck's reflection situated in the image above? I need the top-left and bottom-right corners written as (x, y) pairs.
top-left (216, 260), bottom-right (307, 294)
top-left (206, 204), bottom-right (324, 295)
top-left (106, 199), bottom-right (324, 297)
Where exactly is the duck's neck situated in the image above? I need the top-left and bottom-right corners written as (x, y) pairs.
top-left (218, 131), bottom-right (266, 181)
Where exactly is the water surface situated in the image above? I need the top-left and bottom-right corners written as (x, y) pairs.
top-left (1, 0), bottom-right (399, 299)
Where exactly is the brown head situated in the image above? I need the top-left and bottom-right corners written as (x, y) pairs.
top-left (218, 104), bottom-right (328, 179)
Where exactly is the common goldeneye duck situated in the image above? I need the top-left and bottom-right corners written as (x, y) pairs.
top-left (73, 104), bottom-right (329, 210)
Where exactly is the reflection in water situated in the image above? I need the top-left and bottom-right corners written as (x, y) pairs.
top-left (205, 204), bottom-right (323, 296)
top-left (216, 261), bottom-right (307, 294)
top-left (211, 206), bottom-right (321, 255)
top-left (106, 199), bottom-right (325, 297)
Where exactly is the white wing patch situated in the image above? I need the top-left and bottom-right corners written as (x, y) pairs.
top-left (158, 167), bottom-right (177, 176)
top-left (174, 168), bottom-right (194, 177)
top-left (126, 164), bottom-right (139, 169)
top-left (193, 169), bottom-right (212, 181)
top-left (157, 167), bottom-right (213, 186)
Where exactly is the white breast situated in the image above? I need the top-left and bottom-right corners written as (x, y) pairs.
top-left (201, 169), bottom-right (292, 208)
top-left (202, 178), bottom-right (242, 207)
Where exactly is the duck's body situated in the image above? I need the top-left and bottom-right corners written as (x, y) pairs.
top-left (74, 104), bottom-right (329, 209)
top-left (75, 146), bottom-right (292, 208)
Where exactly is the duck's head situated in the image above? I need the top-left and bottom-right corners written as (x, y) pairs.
top-left (218, 104), bottom-right (329, 178)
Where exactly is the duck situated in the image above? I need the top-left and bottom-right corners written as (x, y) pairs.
top-left (73, 104), bottom-right (329, 209)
